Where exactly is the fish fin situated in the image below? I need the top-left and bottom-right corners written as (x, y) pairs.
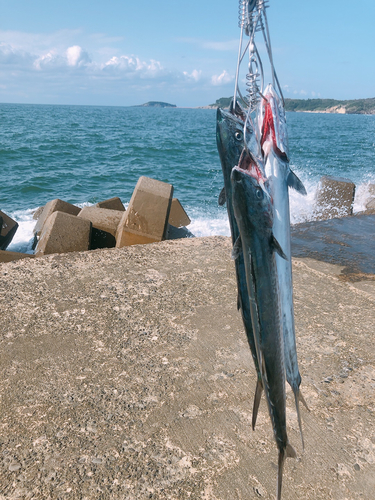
top-left (299, 389), bottom-right (310, 412)
top-left (287, 170), bottom-right (307, 196)
top-left (294, 389), bottom-right (305, 450)
top-left (231, 236), bottom-right (242, 260)
top-left (252, 378), bottom-right (263, 430)
top-left (218, 186), bottom-right (226, 206)
top-left (271, 235), bottom-right (287, 260)
top-left (286, 443), bottom-right (297, 459)
top-left (237, 291), bottom-right (241, 311)
top-left (277, 444), bottom-right (297, 500)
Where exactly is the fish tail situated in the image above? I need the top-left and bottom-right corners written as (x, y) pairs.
top-left (252, 378), bottom-right (263, 430)
top-left (277, 444), bottom-right (297, 500)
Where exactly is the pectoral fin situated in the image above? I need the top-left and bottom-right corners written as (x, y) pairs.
top-left (271, 235), bottom-right (287, 260)
top-left (231, 236), bottom-right (243, 260)
top-left (218, 186), bottom-right (226, 206)
top-left (287, 170), bottom-right (307, 195)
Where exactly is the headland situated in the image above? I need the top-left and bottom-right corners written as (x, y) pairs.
top-left (206, 97), bottom-right (375, 114)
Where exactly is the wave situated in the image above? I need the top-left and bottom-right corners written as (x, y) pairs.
top-left (5, 178), bottom-right (374, 254)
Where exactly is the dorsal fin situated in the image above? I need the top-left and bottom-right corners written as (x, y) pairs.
top-left (271, 234), bottom-right (287, 260)
top-left (218, 186), bottom-right (226, 206)
top-left (287, 170), bottom-right (307, 195)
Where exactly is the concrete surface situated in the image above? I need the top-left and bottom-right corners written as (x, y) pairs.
top-left (35, 212), bottom-right (92, 257)
top-left (0, 211), bottom-right (19, 251)
top-left (96, 198), bottom-right (125, 212)
top-left (291, 213), bottom-right (375, 275)
top-left (78, 207), bottom-right (123, 237)
top-left (34, 200), bottom-right (81, 238)
top-left (0, 251), bottom-right (34, 264)
top-left (0, 237), bottom-right (374, 499)
top-left (116, 177), bottom-right (173, 248)
top-left (168, 200), bottom-right (191, 228)
top-left (315, 176), bottom-right (355, 219)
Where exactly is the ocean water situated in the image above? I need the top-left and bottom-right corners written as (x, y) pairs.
top-left (1, 103), bottom-right (374, 253)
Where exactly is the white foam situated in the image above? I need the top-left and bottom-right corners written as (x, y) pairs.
top-left (6, 208), bottom-right (36, 254)
top-left (4, 181), bottom-right (374, 253)
top-left (188, 215), bottom-right (230, 237)
top-left (353, 181), bottom-right (374, 213)
top-left (289, 175), bottom-right (375, 225)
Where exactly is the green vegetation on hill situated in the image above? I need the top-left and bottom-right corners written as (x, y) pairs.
top-left (284, 98), bottom-right (345, 112)
top-left (137, 101), bottom-right (176, 108)
top-left (209, 97), bottom-right (375, 114)
top-left (284, 98), bottom-right (375, 114)
top-left (209, 97), bottom-right (233, 108)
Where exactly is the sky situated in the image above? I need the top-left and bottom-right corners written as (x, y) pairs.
top-left (0, 0), bottom-right (374, 107)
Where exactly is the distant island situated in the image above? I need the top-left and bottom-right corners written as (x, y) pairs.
top-left (136, 101), bottom-right (176, 108)
top-left (207, 97), bottom-right (375, 115)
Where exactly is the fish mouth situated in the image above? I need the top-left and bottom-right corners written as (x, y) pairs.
top-left (260, 97), bottom-right (288, 161)
top-left (235, 148), bottom-right (268, 186)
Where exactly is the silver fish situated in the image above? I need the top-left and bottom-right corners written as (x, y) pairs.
top-left (258, 84), bottom-right (309, 447)
top-left (231, 158), bottom-right (296, 500)
top-left (216, 103), bottom-right (264, 426)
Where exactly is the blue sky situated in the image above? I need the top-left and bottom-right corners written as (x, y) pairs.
top-left (0, 0), bottom-right (374, 107)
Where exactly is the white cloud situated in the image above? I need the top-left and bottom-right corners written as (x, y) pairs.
top-left (66, 45), bottom-right (91, 67)
top-left (0, 42), bottom-right (33, 66)
top-left (0, 28), bottom-right (239, 105)
top-left (211, 70), bottom-right (233, 86)
top-left (183, 69), bottom-right (202, 82)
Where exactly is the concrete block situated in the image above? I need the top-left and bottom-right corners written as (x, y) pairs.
top-left (116, 176), bottom-right (173, 247)
top-left (35, 212), bottom-right (91, 257)
top-left (78, 207), bottom-right (123, 237)
top-left (34, 199), bottom-right (81, 237)
top-left (96, 197), bottom-right (125, 211)
top-left (168, 198), bottom-right (191, 227)
top-left (365, 197), bottom-right (375, 214)
top-left (0, 211), bottom-right (19, 250)
top-left (33, 206), bottom-right (44, 220)
top-left (315, 175), bottom-right (355, 220)
top-left (0, 250), bottom-right (34, 263)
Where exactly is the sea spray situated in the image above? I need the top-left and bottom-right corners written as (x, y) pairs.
top-left (1, 104), bottom-right (374, 251)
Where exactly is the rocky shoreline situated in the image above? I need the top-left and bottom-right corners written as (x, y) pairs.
top-left (205, 97), bottom-right (375, 115)
top-left (0, 236), bottom-right (374, 499)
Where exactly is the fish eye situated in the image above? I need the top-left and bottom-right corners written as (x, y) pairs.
top-left (235, 131), bottom-right (243, 141)
top-left (255, 187), bottom-right (263, 199)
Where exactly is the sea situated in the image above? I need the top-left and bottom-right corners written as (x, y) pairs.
top-left (1, 103), bottom-right (375, 254)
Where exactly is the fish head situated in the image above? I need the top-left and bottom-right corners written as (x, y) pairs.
top-left (216, 104), bottom-right (251, 176)
top-left (217, 101), bottom-right (264, 181)
top-left (231, 150), bottom-right (273, 235)
top-left (258, 84), bottom-right (289, 161)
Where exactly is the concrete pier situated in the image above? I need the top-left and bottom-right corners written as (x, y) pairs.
top-left (0, 237), bottom-right (373, 499)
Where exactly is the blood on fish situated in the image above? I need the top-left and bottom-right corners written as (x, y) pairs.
top-left (260, 100), bottom-right (287, 161)
top-left (237, 149), bottom-right (266, 185)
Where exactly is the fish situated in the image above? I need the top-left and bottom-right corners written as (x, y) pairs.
top-left (258, 84), bottom-right (309, 447)
top-left (216, 102), bottom-right (264, 427)
top-left (231, 158), bottom-right (296, 500)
